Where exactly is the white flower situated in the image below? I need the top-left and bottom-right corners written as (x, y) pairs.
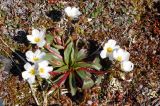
top-left (100, 39), bottom-right (119, 60)
top-left (25, 49), bottom-right (46, 63)
top-left (121, 61), bottom-right (134, 72)
top-left (22, 63), bottom-right (36, 84)
top-left (64, 6), bottom-right (81, 19)
top-left (27, 29), bottom-right (46, 47)
top-left (87, 18), bottom-right (92, 22)
top-left (38, 61), bottom-right (53, 79)
top-left (113, 48), bottom-right (130, 62)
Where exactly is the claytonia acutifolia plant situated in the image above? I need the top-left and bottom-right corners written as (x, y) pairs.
top-left (121, 61), bottom-right (134, 72)
top-left (64, 6), bottom-right (81, 19)
top-left (113, 48), bottom-right (130, 62)
top-left (25, 49), bottom-right (46, 63)
top-left (100, 39), bottom-right (119, 60)
top-left (45, 38), bottom-right (103, 96)
top-left (27, 29), bottom-right (46, 47)
top-left (22, 63), bottom-right (36, 84)
top-left (38, 60), bottom-right (53, 79)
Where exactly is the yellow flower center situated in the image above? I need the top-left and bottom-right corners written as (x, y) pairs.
top-left (39, 68), bottom-right (45, 74)
top-left (34, 37), bottom-right (41, 43)
top-left (117, 56), bottom-right (122, 62)
top-left (29, 69), bottom-right (35, 75)
top-left (33, 57), bottom-right (39, 62)
top-left (106, 47), bottom-right (113, 53)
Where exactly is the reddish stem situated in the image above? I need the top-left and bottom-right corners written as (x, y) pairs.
top-left (49, 71), bottom-right (61, 76)
top-left (56, 72), bottom-right (70, 86)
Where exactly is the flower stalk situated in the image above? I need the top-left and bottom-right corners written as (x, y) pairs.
top-left (29, 83), bottom-right (40, 106)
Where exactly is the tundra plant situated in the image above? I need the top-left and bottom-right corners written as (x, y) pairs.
top-left (21, 5), bottom-right (134, 105)
top-left (22, 28), bottom-right (102, 97)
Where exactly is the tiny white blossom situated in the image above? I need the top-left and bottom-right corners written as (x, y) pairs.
top-left (38, 60), bottom-right (53, 79)
top-left (64, 6), bottom-right (81, 19)
top-left (87, 18), bottom-right (92, 22)
top-left (100, 39), bottom-right (119, 60)
top-left (25, 49), bottom-right (46, 63)
top-left (113, 48), bottom-right (130, 62)
top-left (22, 63), bottom-right (36, 84)
top-left (27, 29), bottom-right (46, 47)
top-left (121, 61), bottom-right (134, 72)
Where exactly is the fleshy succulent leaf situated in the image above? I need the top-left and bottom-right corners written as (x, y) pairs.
top-left (52, 44), bottom-right (64, 49)
top-left (71, 47), bottom-right (75, 66)
top-left (44, 53), bottom-right (61, 61)
top-left (43, 53), bottom-right (63, 67)
top-left (91, 57), bottom-right (102, 70)
top-left (69, 73), bottom-right (77, 96)
top-left (82, 77), bottom-right (94, 89)
top-left (73, 62), bottom-right (93, 69)
top-left (95, 76), bottom-right (103, 85)
top-left (54, 65), bottom-right (68, 73)
top-left (76, 49), bottom-right (87, 62)
top-left (64, 41), bottom-right (73, 65)
top-left (76, 70), bottom-right (93, 89)
top-left (76, 70), bottom-right (88, 79)
top-left (46, 34), bottom-right (54, 44)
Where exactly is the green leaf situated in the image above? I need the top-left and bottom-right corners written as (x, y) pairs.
top-left (43, 53), bottom-right (60, 61)
top-left (54, 65), bottom-right (69, 73)
top-left (76, 71), bottom-right (93, 89)
top-left (65, 37), bottom-right (71, 46)
top-left (69, 73), bottom-right (77, 96)
top-left (43, 53), bottom-right (54, 61)
top-left (64, 42), bottom-right (73, 65)
top-left (73, 62), bottom-right (93, 69)
top-left (51, 43), bottom-right (64, 49)
top-left (46, 34), bottom-right (54, 44)
top-left (82, 78), bottom-right (94, 89)
top-left (91, 57), bottom-right (102, 70)
top-left (76, 49), bottom-right (87, 62)
top-left (95, 76), bottom-right (103, 85)
top-left (71, 47), bottom-right (75, 66)
top-left (76, 71), bottom-right (88, 80)
top-left (43, 53), bottom-right (63, 67)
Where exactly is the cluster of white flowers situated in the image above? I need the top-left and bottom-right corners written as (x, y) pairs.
top-left (100, 39), bottom-right (134, 72)
top-left (22, 29), bottom-right (53, 84)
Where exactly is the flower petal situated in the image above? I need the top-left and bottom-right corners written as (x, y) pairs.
top-left (27, 35), bottom-right (34, 43)
top-left (108, 39), bottom-right (116, 46)
top-left (108, 54), bottom-right (114, 61)
top-left (38, 52), bottom-right (46, 59)
top-left (22, 70), bottom-right (30, 80)
top-left (34, 49), bottom-right (41, 56)
top-left (65, 7), bottom-right (72, 16)
top-left (100, 50), bottom-right (107, 59)
top-left (27, 76), bottom-right (36, 84)
top-left (45, 66), bottom-right (53, 72)
top-left (37, 40), bottom-right (46, 47)
top-left (123, 51), bottom-right (130, 61)
top-left (26, 51), bottom-right (34, 62)
top-left (121, 61), bottom-right (134, 72)
top-left (39, 72), bottom-right (50, 79)
top-left (24, 63), bottom-right (32, 71)
top-left (38, 60), bottom-right (49, 67)
top-left (39, 29), bottom-right (45, 37)
top-left (32, 29), bottom-right (40, 36)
